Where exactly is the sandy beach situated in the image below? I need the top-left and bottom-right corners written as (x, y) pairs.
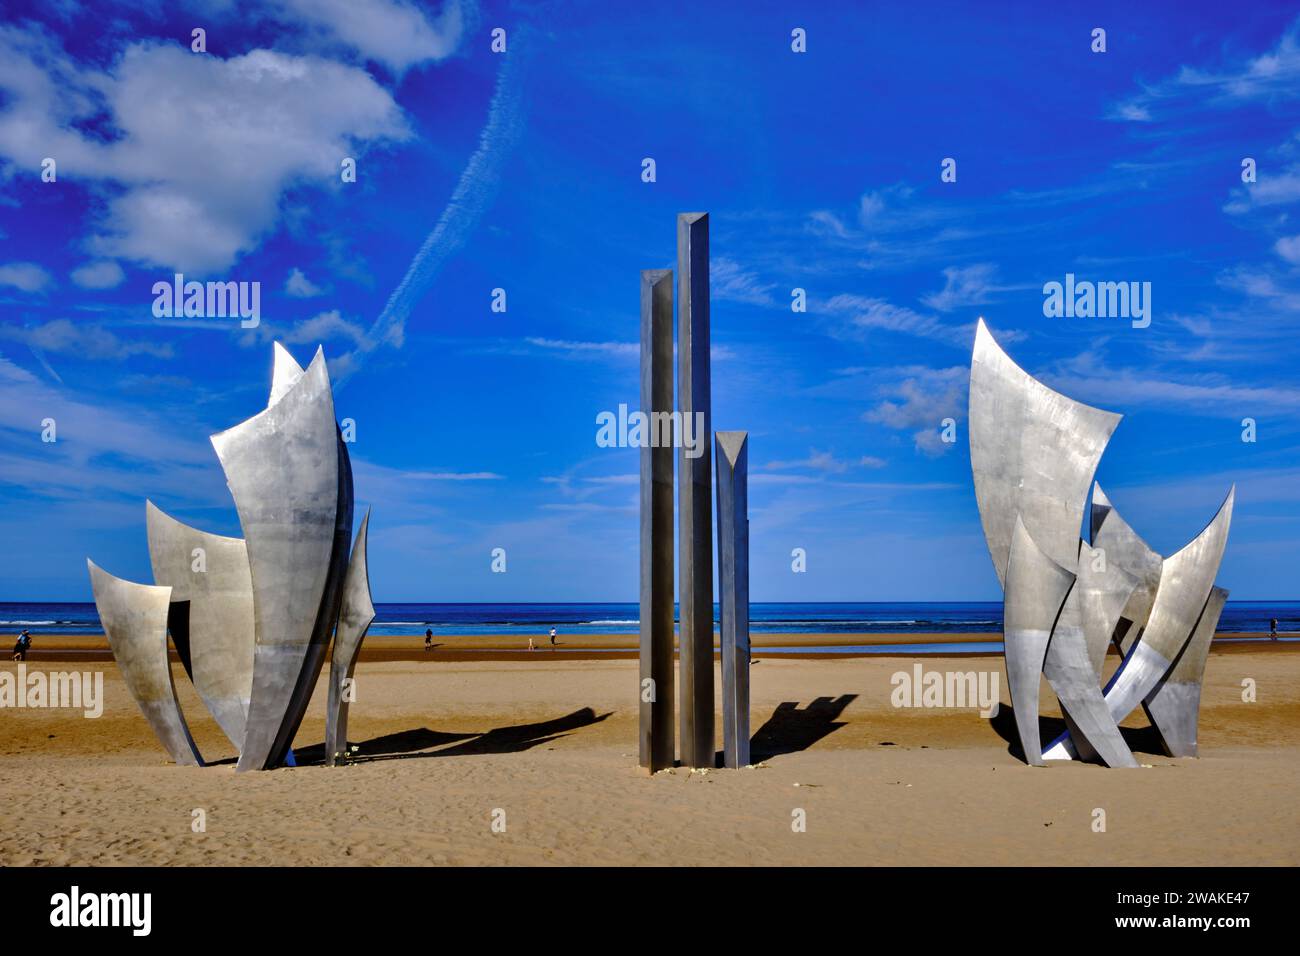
top-left (1, 639), bottom-right (1296, 866)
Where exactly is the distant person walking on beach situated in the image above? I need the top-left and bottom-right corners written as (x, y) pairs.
top-left (528, 635), bottom-right (536, 651)
top-left (425, 628), bottom-right (433, 651)
top-left (11, 629), bottom-right (31, 661)
top-left (549, 626), bottom-right (557, 648)
top-left (1271, 618), bottom-right (1279, 641)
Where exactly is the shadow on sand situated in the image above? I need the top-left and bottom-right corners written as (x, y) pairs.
top-left (989, 704), bottom-right (1168, 763)
top-left (294, 707), bottom-right (612, 765)
top-left (745, 694), bottom-right (858, 763)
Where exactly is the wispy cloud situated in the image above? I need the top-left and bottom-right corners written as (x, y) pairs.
top-left (861, 365), bottom-right (967, 457)
top-left (0, 261), bottom-right (51, 293)
top-left (1109, 19), bottom-right (1300, 122)
top-left (921, 263), bottom-right (1015, 313)
top-left (712, 256), bottom-right (777, 306)
top-left (0, 320), bottom-right (174, 361)
top-left (353, 28), bottom-right (530, 375)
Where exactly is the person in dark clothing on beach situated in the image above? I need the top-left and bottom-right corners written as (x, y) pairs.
top-left (1271, 618), bottom-right (1279, 641)
top-left (425, 628), bottom-right (433, 650)
top-left (549, 626), bottom-right (557, 648)
top-left (12, 629), bottom-right (31, 661)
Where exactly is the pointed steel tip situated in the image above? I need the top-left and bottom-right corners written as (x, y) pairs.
top-left (715, 430), bottom-right (748, 465)
top-left (678, 211), bottom-right (708, 222)
top-left (641, 269), bottom-right (673, 285)
top-left (971, 317), bottom-right (999, 355)
top-left (1092, 484), bottom-right (1111, 506)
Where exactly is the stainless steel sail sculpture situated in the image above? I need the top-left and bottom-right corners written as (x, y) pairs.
top-left (969, 320), bottom-right (1235, 766)
top-left (88, 342), bottom-right (368, 771)
top-left (1043, 487), bottom-right (1234, 761)
top-left (212, 347), bottom-right (353, 772)
top-left (145, 501), bottom-right (255, 750)
top-left (326, 509), bottom-right (375, 766)
top-left (87, 560), bottom-right (203, 766)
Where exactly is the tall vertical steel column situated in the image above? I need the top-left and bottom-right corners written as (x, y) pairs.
top-left (677, 212), bottom-right (715, 768)
top-left (715, 431), bottom-right (750, 769)
top-left (639, 270), bottom-right (676, 772)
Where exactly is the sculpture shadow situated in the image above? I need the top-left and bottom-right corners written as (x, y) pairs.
top-left (990, 703), bottom-right (1169, 763)
top-left (309, 707), bottom-right (612, 765)
top-left (747, 695), bottom-right (857, 763)
top-left (295, 727), bottom-right (478, 765)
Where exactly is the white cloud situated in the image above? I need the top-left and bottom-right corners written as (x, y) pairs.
top-left (862, 365), bottom-right (968, 457)
top-left (1276, 235), bottom-right (1300, 265)
top-left (921, 263), bottom-right (1002, 312)
top-left (70, 260), bottom-right (125, 289)
top-left (0, 319), bottom-right (173, 360)
top-left (246, 309), bottom-right (368, 348)
top-left (0, 261), bottom-right (51, 292)
top-left (271, 0), bottom-right (467, 73)
top-left (525, 337), bottom-right (639, 359)
top-left (764, 449), bottom-right (889, 474)
top-left (1110, 20), bottom-right (1300, 121)
top-left (857, 184), bottom-right (914, 227)
top-left (711, 257), bottom-right (775, 306)
top-left (1224, 165), bottom-right (1300, 215)
top-left (824, 293), bottom-right (952, 342)
top-left (0, 27), bottom-right (412, 275)
top-left (765, 449), bottom-right (851, 474)
top-left (285, 267), bottom-right (324, 297)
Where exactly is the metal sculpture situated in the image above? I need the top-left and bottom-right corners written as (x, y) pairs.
top-left (1001, 517), bottom-right (1075, 766)
top-left (1145, 586), bottom-right (1228, 757)
top-left (211, 348), bottom-right (353, 772)
top-left (677, 212), bottom-right (715, 769)
top-left (637, 212), bottom-right (757, 773)
top-left (1090, 485), bottom-right (1164, 655)
top-left (145, 501), bottom-right (256, 751)
top-left (639, 269), bottom-right (676, 773)
top-left (1044, 488), bottom-right (1234, 761)
top-left (326, 509), bottom-right (375, 766)
top-left (88, 342), bottom-right (369, 771)
top-left (715, 431), bottom-right (750, 769)
top-left (969, 320), bottom-right (1235, 767)
top-left (87, 560), bottom-right (202, 766)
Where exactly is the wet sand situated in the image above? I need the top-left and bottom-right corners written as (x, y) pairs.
top-left (0, 641), bottom-right (1296, 866)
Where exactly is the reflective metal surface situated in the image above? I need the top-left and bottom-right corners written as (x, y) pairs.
top-left (87, 560), bottom-right (202, 766)
top-left (715, 431), bottom-right (750, 769)
top-left (1144, 586), bottom-right (1228, 757)
top-left (1002, 517), bottom-right (1074, 767)
top-left (969, 319), bottom-right (1121, 587)
top-left (1042, 549), bottom-right (1138, 768)
top-left (1090, 485), bottom-right (1164, 653)
top-left (326, 509), bottom-right (375, 766)
top-left (269, 341), bottom-right (305, 407)
top-left (677, 212), bottom-right (714, 769)
top-left (145, 501), bottom-right (255, 751)
top-left (639, 269), bottom-right (675, 773)
top-left (211, 348), bottom-right (347, 772)
top-left (1044, 488), bottom-right (1234, 761)
top-left (1074, 538), bottom-right (1139, 681)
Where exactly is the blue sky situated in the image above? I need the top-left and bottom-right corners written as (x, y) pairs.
top-left (1, 0), bottom-right (1298, 602)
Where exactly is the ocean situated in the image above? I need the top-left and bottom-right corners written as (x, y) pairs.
top-left (2, 601), bottom-right (1297, 637)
